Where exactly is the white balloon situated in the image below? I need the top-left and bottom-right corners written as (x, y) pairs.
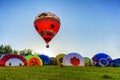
top-left (63, 53), bottom-right (85, 66)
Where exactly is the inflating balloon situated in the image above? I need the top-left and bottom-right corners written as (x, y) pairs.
top-left (39, 54), bottom-right (51, 65)
top-left (56, 54), bottom-right (66, 65)
top-left (63, 52), bottom-right (85, 66)
top-left (92, 53), bottom-right (112, 66)
top-left (25, 55), bottom-right (42, 66)
top-left (0, 54), bottom-right (27, 66)
top-left (34, 12), bottom-right (60, 48)
top-left (109, 58), bottom-right (120, 67)
top-left (84, 57), bottom-right (93, 66)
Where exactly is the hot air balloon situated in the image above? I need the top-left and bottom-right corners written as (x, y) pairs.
top-left (25, 55), bottom-right (43, 66)
top-left (108, 58), bottom-right (120, 67)
top-left (39, 54), bottom-right (51, 65)
top-left (84, 57), bottom-right (93, 66)
top-left (34, 12), bottom-right (60, 48)
top-left (56, 53), bottom-right (66, 65)
top-left (63, 52), bottom-right (85, 66)
top-left (0, 54), bottom-right (27, 66)
top-left (92, 53), bottom-right (112, 66)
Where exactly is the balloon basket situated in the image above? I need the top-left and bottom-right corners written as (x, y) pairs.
top-left (46, 45), bottom-right (49, 48)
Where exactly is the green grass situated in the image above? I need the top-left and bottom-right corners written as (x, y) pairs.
top-left (0, 66), bottom-right (120, 80)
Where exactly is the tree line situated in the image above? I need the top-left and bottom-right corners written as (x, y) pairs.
top-left (0, 44), bottom-right (32, 56)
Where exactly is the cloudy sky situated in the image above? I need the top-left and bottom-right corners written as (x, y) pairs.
top-left (0, 0), bottom-right (120, 59)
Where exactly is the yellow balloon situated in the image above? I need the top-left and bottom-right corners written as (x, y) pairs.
top-left (56, 54), bottom-right (66, 65)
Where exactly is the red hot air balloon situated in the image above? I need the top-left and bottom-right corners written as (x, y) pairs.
top-left (34, 12), bottom-right (60, 48)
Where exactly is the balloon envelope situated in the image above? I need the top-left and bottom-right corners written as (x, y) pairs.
top-left (84, 57), bottom-right (93, 66)
top-left (63, 52), bottom-right (85, 66)
top-left (0, 54), bottom-right (27, 66)
top-left (34, 12), bottom-right (60, 47)
top-left (109, 58), bottom-right (120, 67)
top-left (39, 54), bottom-right (51, 65)
top-left (56, 54), bottom-right (66, 65)
top-left (92, 53), bottom-right (112, 66)
top-left (25, 55), bottom-right (42, 66)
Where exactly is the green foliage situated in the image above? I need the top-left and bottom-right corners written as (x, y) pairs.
top-left (12, 50), bottom-right (19, 54)
top-left (4, 45), bottom-right (12, 54)
top-left (0, 44), bottom-right (12, 55)
top-left (0, 44), bottom-right (4, 55)
top-left (20, 49), bottom-right (32, 56)
top-left (0, 44), bottom-right (33, 56)
top-left (0, 66), bottom-right (120, 80)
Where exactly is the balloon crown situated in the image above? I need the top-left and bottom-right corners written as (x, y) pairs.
top-left (35, 12), bottom-right (60, 22)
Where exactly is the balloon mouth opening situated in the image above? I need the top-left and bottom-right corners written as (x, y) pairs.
top-left (99, 58), bottom-right (108, 66)
top-left (46, 45), bottom-right (49, 48)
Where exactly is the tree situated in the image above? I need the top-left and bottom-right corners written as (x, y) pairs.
top-left (4, 45), bottom-right (12, 54)
top-left (27, 49), bottom-right (32, 55)
top-left (0, 44), bottom-right (33, 56)
top-left (20, 49), bottom-right (32, 56)
top-left (12, 50), bottom-right (19, 54)
top-left (0, 44), bottom-right (4, 56)
top-left (20, 50), bottom-right (25, 56)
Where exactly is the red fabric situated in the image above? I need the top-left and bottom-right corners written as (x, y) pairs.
top-left (0, 54), bottom-right (27, 66)
top-left (70, 57), bottom-right (80, 66)
top-left (34, 18), bottom-right (60, 44)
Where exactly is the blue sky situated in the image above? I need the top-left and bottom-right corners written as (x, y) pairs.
top-left (0, 0), bottom-right (120, 58)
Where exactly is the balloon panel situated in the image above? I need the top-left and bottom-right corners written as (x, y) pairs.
top-left (34, 18), bottom-right (60, 44)
top-left (70, 57), bottom-right (80, 66)
top-left (34, 19), bottom-right (60, 33)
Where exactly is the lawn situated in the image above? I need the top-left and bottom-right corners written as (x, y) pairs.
top-left (0, 66), bottom-right (120, 80)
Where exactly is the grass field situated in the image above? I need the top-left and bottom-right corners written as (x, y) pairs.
top-left (0, 66), bottom-right (120, 80)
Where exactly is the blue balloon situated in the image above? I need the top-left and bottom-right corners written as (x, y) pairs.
top-left (92, 53), bottom-right (111, 61)
top-left (109, 58), bottom-right (120, 67)
top-left (39, 55), bottom-right (51, 65)
top-left (92, 53), bottom-right (112, 66)
top-left (114, 58), bottom-right (120, 67)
